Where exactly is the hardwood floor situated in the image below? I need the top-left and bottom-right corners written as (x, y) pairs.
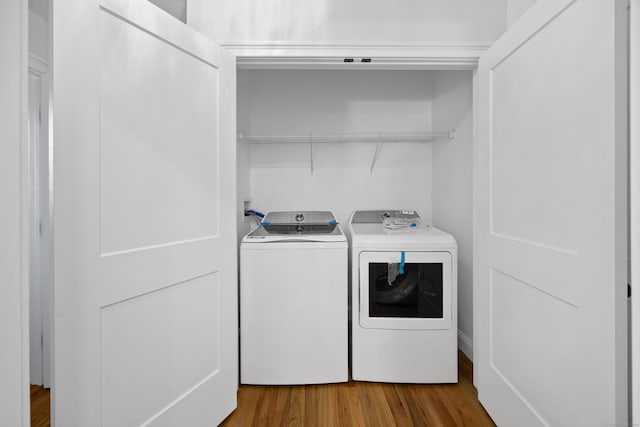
top-left (220, 352), bottom-right (495, 427)
top-left (30, 352), bottom-right (493, 426)
top-left (30, 385), bottom-right (50, 427)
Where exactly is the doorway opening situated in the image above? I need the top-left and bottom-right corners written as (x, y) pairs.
top-left (28, 0), bottom-right (52, 425)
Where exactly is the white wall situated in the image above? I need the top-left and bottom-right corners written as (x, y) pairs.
top-left (0, 0), bottom-right (29, 425)
top-left (28, 0), bottom-right (48, 22)
top-left (191, 0), bottom-right (507, 46)
top-left (431, 71), bottom-right (474, 359)
top-left (237, 73), bottom-right (253, 242)
top-left (149, 0), bottom-right (187, 22)
top-left (507, 0), bottom-right (537, 27)
top-left (29, 10), bottom-right (48, 61)
top-left (239, 70), bottom-right (436, 228)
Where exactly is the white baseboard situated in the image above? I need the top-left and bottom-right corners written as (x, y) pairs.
top-left (458, 329), bottom-right (473, 362)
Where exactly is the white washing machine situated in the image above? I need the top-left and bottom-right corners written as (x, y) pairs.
top-left (240, 211), bottom-right (348, 385)
top-left (349, 210), bottom-right (458, 383)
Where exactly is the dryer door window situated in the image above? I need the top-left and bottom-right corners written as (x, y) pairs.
top-left (359, 251), bottom-right (452, 330)
top-left (368, 262), bottom-right (443, 319)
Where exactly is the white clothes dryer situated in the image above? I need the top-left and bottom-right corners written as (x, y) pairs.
top-left (349, 210), bottom-right (458, 383)
top-left (240, 211), bottom-right (348, 385)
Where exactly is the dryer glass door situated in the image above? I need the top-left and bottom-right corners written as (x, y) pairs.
top-left (359, 251), bottom-right (452, 330)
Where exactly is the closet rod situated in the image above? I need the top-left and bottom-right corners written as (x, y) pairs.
top-left (237, 130), bottom-right (455, 144)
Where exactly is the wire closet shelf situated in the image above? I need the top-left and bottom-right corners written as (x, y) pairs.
top-left (237, 130), bottom-right (455, 144)
top-left (237, 130), bottom-right (456, 174)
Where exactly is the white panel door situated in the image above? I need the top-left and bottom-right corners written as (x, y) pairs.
top-left (475, 0), bottom-right (628, 426)
top-left (53, 1), bottom-right (237, 425)
top-left (0, 0), bottom-right (29, 426)
top-left (632, 1), bottom-right (640, 424)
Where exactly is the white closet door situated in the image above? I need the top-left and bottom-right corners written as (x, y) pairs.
top-left (0, 0), bottom-right (28, 426)
top-left (53, 1), bottom-right (237, 425)
top-left (475, 0), bottom-right (628, 426)
top-left (631, 0), bottom-right (640, 424)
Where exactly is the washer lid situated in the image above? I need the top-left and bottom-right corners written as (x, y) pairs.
top-left (244, 211), bottom-right (346, 242)
top-left (264, 211), bottom-right (335, 224)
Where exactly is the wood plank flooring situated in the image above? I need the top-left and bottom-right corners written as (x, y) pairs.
top-left (30, 384), bottom-right (50, 427)
top-left (30, 352), bottom-right (494, 426)
top-left (220, 352), bottom-right (495, 427)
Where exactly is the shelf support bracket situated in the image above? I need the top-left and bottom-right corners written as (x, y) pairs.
top-left (309, 133), bottom-right (314, 175)
top-left (370, 136), bottom-right (383, 174)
